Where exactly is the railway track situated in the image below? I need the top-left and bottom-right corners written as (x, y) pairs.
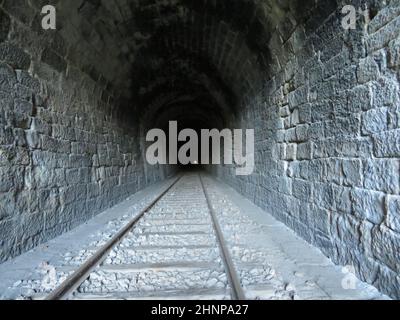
top-left (4, 173), bottom-right (390, 301)
top-left (45, 173), bottom-right (247, 300)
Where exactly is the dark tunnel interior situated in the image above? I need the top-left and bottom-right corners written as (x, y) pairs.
top-left (0, 0), bottom-right (399, 299)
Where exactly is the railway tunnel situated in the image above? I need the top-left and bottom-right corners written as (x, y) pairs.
top-left (0, 0), bottom-right (399, 300)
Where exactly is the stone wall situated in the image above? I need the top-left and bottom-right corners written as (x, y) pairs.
top-left (214, 0), bottom-right (400, 298)
top-left (0, 2), bottom-right (169, 263)
top-left (0, 0), bottom-right (399, 299)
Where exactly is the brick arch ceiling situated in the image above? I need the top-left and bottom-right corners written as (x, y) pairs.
top-left (56, 0), bottom-right (296, 127)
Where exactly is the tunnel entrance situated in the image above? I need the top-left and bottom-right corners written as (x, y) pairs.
top-left (145, 120), bottom-right (254, 176)
top-left (0, 0), bottom-right (399, 299)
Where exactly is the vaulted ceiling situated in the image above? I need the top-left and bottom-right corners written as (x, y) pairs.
top-left (51, 0), bottom-right (310, 129)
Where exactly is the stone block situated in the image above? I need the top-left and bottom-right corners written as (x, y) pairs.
top-left (339, 138), bottom-right (373, 158)
top-left (293, 178), bottom-right (312, 201)
top-left (14, 98), bottom-right (33, 115)
top-left (361, 107), bottom-right (388, 135)
top-left (310, 204), bottom-right (330, 235)
top-left (16, 70), bottom-right (40, 93)
top-left (0, 42), bottom-right (30, 70)
top-left (291, 108), bottom-right (300, 126)
top-left (31, 118), bottom-right (50, 135)
top-left (336, 214), bottom-right (361, 249)
top-left (375, 265), bottom-right (400, 299)
top-left (386, 195), bottom-right (400, 232)
top-left (315, 139), bottom-right (335, 160)
top-left (13, 127), bottom-right (27, 147)
top-left (0, 192), bottom-right (15, 220)
top-left (0, 219), bottom-right (14, 244)
top-left (357, 56), bottom-right (379, 84)
top-left (349, 85), bottom-right (372, 111)
top-left (373, 129), bottom-right (400, 157)
top-left (364, 159), bottom-right (399, 194)
top-left (60, 185), bottom-right (86, 205)
top-left (21, 212), bottom-right (45, 238)
top-left (342, 159), bottom-right (362, 187)
top-left (285, 144), bottom-right (297, 161)
top-left (0, 62), bottom-right (16, 93)
top-left (0, 166), bottom-right (24, 192)
top-left (87, 183), bottom-right (101, 199)
top-left (0, 126), bottom-right (13, 145)
top-left (295, 124), bottom-right (309, 142)
top-left (69, 154), bottom-right (92, 168)
top-left (38, 188), bottom-right (60, 211)
top-left (25, 129), bottom-right (40, 149)
top-left (288, 86), bottom-right (308, 110)
top-left (333, 185), bottom-right (352, 214)
top-left (351, 188), bottom-right (385, 224)
top-left (66, 168), bottom-right (89, 185)
top-left (308, 122), bottom-right (324, 140)
top-left (313, 182), bottom-right (334, 210)
top-left (388, 38), bottom-right (400, 68)
top-left (15, 84), bottom-right (34, 102)
top-left (311, 100), bottom-right (333, 122)
top-left (297, 142), bottom-right (312, 160)
top-left (368, 5), bottom-right (400, 34)
top-left (32, 166), bottom-right (65, 188)
top-left (41, 135), bottom-right (71, 153)
top-left (277, 176), bottom-right (292, 195)
top-left (324, 115), bottom-right (360, 138)
top-left (388, 104), bottom-right (400, 130)
top-left (367, 15), bottom-right (400, 52)
top-left (307, 159), bottom-right (324, 182)
top-left (371, 77), bottom-right (399, 109)
top-left (298, 103), bottom-right (311, 123)
top-left (324, 158), bottom-right (341, 184)
top-left (372, 226), bottom-right (400, 273)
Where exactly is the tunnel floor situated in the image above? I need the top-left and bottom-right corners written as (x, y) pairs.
top-left (0, 173), bottom-right (387, 300)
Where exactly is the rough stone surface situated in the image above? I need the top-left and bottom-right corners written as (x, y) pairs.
top-left (0, 2), bottom-right (175, 265)
top-left (209, 0), bottom-right (400, 299)
top-left (0, 0), bottom-right (399, 299)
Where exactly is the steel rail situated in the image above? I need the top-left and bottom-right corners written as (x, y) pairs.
top-left (46, 175), bottom-right (182, 300)
top-left (199, 174), bottom-right (246, 300)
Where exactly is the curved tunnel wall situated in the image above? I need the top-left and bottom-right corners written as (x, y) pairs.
top-left (0, 0), bottom-right (399, 298)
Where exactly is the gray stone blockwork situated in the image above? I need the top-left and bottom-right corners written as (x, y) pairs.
top-left (213, 0), bottom-right (400, 299)
top-left (0, 2), bottom-right (172, 264)
top-left (0, 0), bottom-right (399, 299)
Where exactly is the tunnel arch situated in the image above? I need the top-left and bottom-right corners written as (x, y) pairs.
top-left (0, 0), bottom-right (399, 299)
